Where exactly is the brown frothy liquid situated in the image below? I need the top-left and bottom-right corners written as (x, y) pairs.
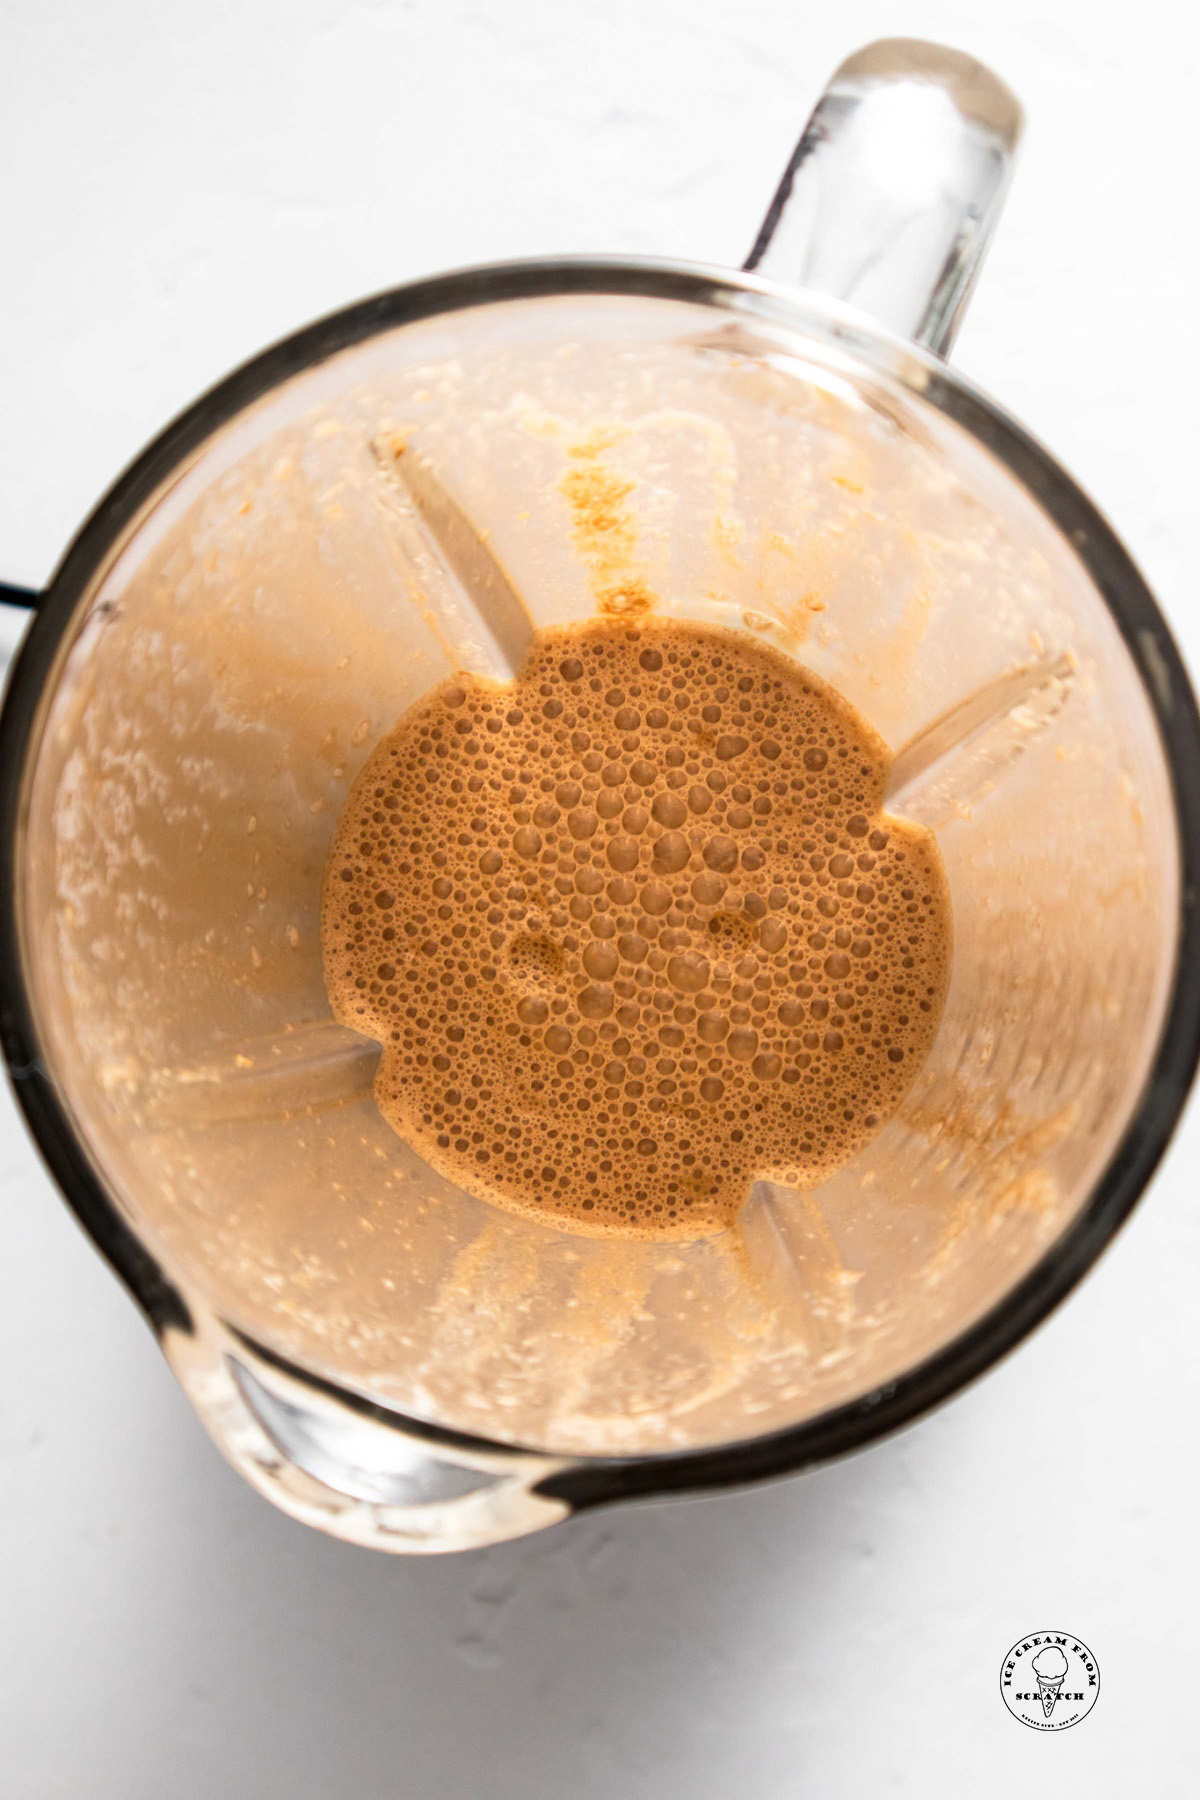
top-left (322, 621), bottom-right (951, 1239)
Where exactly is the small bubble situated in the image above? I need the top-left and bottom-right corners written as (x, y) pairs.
top-left (651, 792), bottom-right (687, 828)
top-left (759, 918), bottom-right (787, 954)
top-left (691, 871), bottom-right (725, 906)
top-left (641, 880), bottom-right (672, 917)
top-left (653, 831), bottom-right (690, 874)
top-left (583, 941), bottom-right (619, 980)
top-left (703, 836), bottom-right (738, 873)
top-left (667, 951), bottom-right (710, 994)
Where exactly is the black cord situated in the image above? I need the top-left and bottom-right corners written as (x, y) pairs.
top-left (0, 583), bottom-right (39, 610)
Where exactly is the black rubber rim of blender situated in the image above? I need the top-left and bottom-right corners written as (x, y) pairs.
top-left (2, 257), bottom-right (1199, 1512)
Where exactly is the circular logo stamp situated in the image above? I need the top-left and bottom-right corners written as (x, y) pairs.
top-left (1000, 1632), bottom-right (1100, 1730)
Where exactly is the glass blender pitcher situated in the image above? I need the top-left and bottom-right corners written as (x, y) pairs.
top-left (2, 39), bottom-right (1198, 1552)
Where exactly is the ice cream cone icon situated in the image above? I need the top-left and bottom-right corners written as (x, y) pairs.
top-left (1036, 1673), bottom-right (1064, 1716)
top-left (1032, 1645), bottom-right (1069, 1717)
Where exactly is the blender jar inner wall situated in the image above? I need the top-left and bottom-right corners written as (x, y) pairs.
top-left (18, 291), bottom-right (1179, 1456)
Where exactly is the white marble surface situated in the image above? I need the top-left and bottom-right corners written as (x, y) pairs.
top-left (2, 2), bottom-right (1198, 1793)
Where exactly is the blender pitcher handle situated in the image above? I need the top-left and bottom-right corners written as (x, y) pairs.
top-left (0, 584), bottom-right (39, 610)
top-left (745, 38), bottom-right (1022, 356)
top-left (0, 584), bottom-right (38, 678)
top-left (163, 1315), bottom-right (573, 1553)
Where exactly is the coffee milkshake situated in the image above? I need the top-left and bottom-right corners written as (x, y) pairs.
top-left (323, 620), bottom-right (950, 1238)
